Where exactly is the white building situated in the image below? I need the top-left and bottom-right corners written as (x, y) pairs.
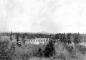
top-left (25, 38), bottom-right (49, 45)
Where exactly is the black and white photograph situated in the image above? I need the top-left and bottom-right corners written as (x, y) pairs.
top-left (0, 0), bottom-right (86, 60)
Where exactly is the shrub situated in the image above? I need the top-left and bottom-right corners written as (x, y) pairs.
top-left (0, 40), bottom-right (11, 60)
top-left (78, 45), bottom-right (86, 54)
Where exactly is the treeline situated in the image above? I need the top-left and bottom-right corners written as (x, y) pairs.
top-left (9, 32), bottom-right (55, 39)
top-left (1, 32), bottom-right (85, 45)
top-left (1, 32), bottom-right (85, 42)
top-left (9, 33), bottom-right (85, 44)
top-left (53, 33), bottom-right (81, 44)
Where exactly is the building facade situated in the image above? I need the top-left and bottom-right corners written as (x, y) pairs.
top-left (25, 38), bottom-right (50, 45)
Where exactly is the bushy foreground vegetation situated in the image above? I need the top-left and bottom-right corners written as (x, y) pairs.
top-left (0, 33), bottom-right (86, 60)
top-left (0, 39), bottom-right (55, 60)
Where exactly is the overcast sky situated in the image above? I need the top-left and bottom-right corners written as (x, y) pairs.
top-left (0, 0), bottom-right (86, 33)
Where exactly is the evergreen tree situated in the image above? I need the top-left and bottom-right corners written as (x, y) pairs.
top-left (66, 33), bottom-right (72, 44)
top-left (44, 40), bottom-right (55, 57)
top-left (73, 33), bottom-right (80, 44)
